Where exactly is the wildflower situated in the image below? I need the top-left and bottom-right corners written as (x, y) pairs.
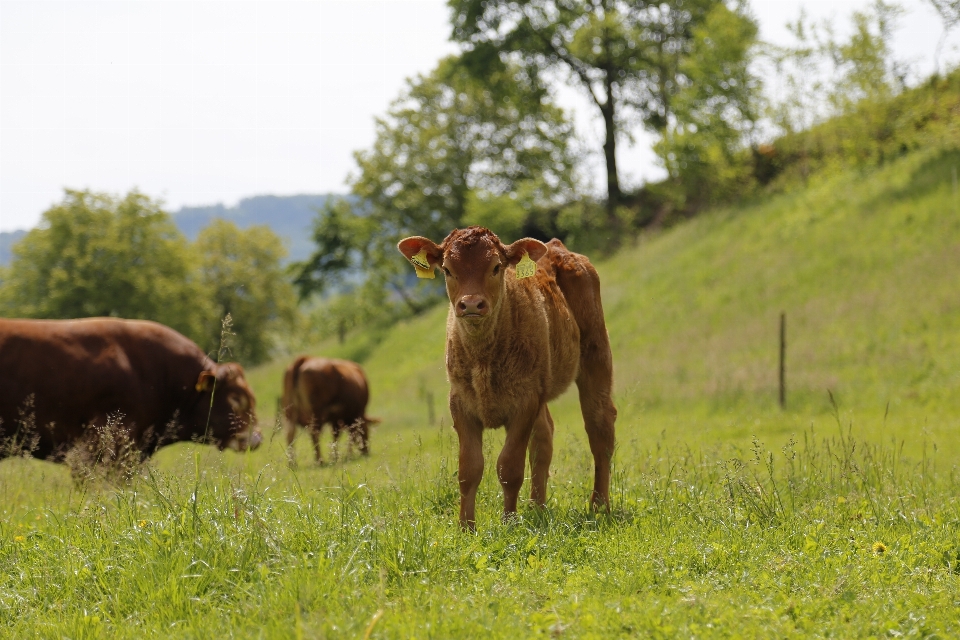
top-left (14, 536), bottom-right (25, 542)
top-left (872, 541), bottom-right (887, 554)
top-left (139, 520), bottom-right (147, 527)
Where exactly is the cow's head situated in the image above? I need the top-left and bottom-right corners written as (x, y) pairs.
top-left (192, 362), bottom-right (262, 451)
top-left (398, 227), bottom-right (547, 333)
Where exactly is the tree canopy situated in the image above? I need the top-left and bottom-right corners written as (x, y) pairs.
top-left (292, 55), bottom-right (578, 303)
top-left (0, 189), bottom-right (209, 342)
top-left (447, 0), bottom-right (757, 218)
top-left (0, 190), bottom-right (297, 365)
top-left (195, 220), bottom-right (296, 365)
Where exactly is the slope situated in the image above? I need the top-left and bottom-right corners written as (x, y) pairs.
top-left (249, 142), bottom-right (960, 458)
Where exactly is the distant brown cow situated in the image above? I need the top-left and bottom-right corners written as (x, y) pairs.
top-left (398, 226), bottom-right (617, 528)
top-left (0, 318), bottom-right (261, 463)
top-left (282, 356), bottom-right (375, 465)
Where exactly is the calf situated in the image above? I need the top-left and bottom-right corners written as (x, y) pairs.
top-left (398, 226), bottom-right (616, 528)
top-left (282, 355), bottom-right (375, 465)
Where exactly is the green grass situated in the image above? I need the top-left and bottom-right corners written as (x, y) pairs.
top-left (3, 142), bottom-right (960, 636)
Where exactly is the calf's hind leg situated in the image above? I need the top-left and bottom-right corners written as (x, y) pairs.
top-left (577, 353), bottom-right (617, 509)
top-left (548, 242), bottom-right (618, 510)
top-left (528, 404), bottom-right (555, 507)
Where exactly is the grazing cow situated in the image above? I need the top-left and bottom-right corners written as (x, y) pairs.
top-left (398, 226), bottom-right (617, 528)
top-left (0, 318), bottom-right (261, 463)
top-left (282, 355), bottom-right (375, 465)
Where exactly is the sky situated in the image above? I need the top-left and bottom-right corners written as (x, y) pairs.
top-left (0, 0), bottom-right (955, 232)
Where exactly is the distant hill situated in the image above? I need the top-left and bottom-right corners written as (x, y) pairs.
top-left (0, 194), bottom-right (334, 267)
top-left (173, 194), bottom-right (333, 263)
top-left (0, 230), bottom-right (27, 267)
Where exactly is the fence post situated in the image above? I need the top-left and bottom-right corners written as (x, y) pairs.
top-left (779, 312), bottom-right (786, 409)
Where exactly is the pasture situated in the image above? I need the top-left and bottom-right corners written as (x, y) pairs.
top-left (3, 144), bottom-right (960, 637)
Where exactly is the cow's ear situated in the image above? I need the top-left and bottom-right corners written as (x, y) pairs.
top-left (504, 238), bottom-right (547, 266)
top-left (195, 370), bottom-right (216, 392)
top-left (397, 236), bottom-right (443, 278)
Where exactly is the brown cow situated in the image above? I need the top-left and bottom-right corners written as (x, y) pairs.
top-left (0, 318), bottom-right (261, 463)
top-left (282, 355), bottom-right (375, 465)
top-left (398, 226), bottom-right (617, 528)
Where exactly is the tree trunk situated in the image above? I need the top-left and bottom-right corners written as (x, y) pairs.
top-left (601, 71), bottom-right (621, 225)
top-left (390, 281), bottom-right (423, 315)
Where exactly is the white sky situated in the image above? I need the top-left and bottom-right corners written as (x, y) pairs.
top-left (0, 0), bottom-right (955, 231)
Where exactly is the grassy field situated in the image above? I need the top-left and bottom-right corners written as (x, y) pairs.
top-left (3, 142), bottom-right (960, 637)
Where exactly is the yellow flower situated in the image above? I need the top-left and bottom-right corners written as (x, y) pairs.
top-left (872, 541), bottom-right (887, 554)
top-left (13, 536), bottom-right (25, 542)
top-left (139, 520), bottom-right (147, 527)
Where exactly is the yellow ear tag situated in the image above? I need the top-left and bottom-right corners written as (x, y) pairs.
top-left (515, 252), bottom-right (536, 279)
top-left (410, 248), bottom-right (435, 279)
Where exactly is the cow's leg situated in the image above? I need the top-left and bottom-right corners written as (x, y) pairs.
top-left (528, 404), bottom-right (555, 508)
top-left (330, 423), bottom-right (342, 463)
top-left (358, 419), bottom-right (370, 455)
top-left (499, 403), bottom-right (539, 518)
top-left (310, 427), bottom-right (323, 465)
top-left (452, 404), bottom-right (484, 530)
top-left (284, 421), bottom-right (298, 468)
top-left (576, 352), bottom-right (617, 510)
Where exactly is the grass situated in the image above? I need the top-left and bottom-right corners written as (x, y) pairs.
top-left (3, 139), bottom-right (960, 636)
top-left (2, 416), bottom-right (959, 637)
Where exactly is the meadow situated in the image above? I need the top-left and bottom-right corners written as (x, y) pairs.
top-left (2, 142), bottom-right (960, 637)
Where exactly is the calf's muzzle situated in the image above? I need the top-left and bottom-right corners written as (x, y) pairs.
top-left (456, 295), bottom-right (489, 317)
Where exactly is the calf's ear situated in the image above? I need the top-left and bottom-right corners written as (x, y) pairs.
top-left (504, 238), bottom-right (548, 266)
top-left (397, 236), bottom-right (443, 278)
top-left (196, 370), bottom-right (216, 392)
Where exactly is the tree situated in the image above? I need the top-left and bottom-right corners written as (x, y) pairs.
top-left (292, 55), bottom-right (577, 306)
top-left (448, 0), bottom-right (733, 221)
top-left (0, 189), bottom-right (209, 344)
top-left (655, 2), bottom-right (760, 205)
top-left (926, 0), bottom-right (960, 76)
top-left (769, 1), bottom-right (905, 132)
top-left (194, 220), bottom-right (296, 365)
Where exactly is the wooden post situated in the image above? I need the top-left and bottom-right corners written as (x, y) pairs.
top-left (779, 312), bottom-right (786, 409)
top-left (953, 166), bottom-right (958, 215)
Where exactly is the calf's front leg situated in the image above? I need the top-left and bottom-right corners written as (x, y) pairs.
top-left (528, 404), bottom-right (555, 507)
top-left (499, 403), bottom-right (539, 518)
top-left (452, 404), bottom-right (484, 530)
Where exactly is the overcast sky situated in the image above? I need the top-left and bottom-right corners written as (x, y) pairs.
top-left (0, 0), bottom-right (955, 232)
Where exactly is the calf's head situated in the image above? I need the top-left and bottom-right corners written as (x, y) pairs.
top-left (192, 362), bottom-right (262, 451)
top-left (398, 227), bottom-right (547, 330)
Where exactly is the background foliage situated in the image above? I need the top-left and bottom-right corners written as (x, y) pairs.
top-left (0, 190), bottom-right (292, 365)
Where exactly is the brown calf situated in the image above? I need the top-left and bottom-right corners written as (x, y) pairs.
top-left (282, 355), bottom-right (375, 465)
top-left (398, 227), bottom-right (616, 528)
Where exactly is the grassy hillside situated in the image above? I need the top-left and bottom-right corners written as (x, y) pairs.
top-left (249, 141), bottom-right (960, 458)
top-left (4, 120), bottom-right (960, 638)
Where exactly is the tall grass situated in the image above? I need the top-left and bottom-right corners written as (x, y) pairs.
top-left (1, 412), bottom-right (959, 637)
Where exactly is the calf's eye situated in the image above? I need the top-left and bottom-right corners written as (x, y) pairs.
top-left (492, 264), bottom-right (501, 276)
top-left (443, 267), bottom-right (451, 277)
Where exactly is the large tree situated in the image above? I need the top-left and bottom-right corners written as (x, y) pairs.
top-left (655, 2), bottom-right (760, 205)
top-left (448, 0), bottom-right (736, 220)
top-left (293, 55), bottom-right (577, 304)
top-left (926, 0), bottom-right (960, 76)
top-left (0, 189), bottom-right (209, 344)
top-left (195, 220), bottom-right (296, 365)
